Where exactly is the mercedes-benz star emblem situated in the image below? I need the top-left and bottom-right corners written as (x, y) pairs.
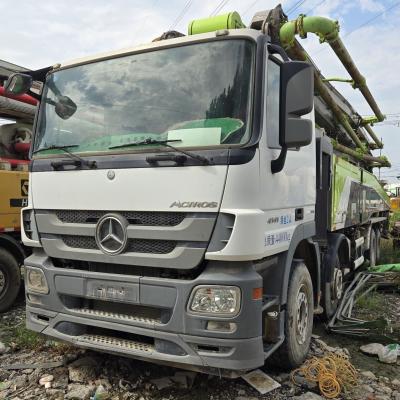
top-left (107, 170), bottom-right (115, 180)
top-left (95, 214), bottom-right (128, 255)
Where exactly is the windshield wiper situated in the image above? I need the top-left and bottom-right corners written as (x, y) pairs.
top-left (33, 144), bottom-right (80, 154)
top-left (109, 138), bottom-right (211, 165)
top-left (33, 145), bottom-right (97, 169)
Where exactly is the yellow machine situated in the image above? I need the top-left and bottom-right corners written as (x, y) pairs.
top-left (0, 60), bottom-right (36, 311)
top-left (0, 151), bottom-right (31, 312)
top-left (0, 169), bottom-right (28, 231)
top-left (0, 143), bottom-right (32, 312)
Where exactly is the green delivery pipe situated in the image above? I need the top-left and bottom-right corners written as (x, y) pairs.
top-left (333, 143), bottom-right (390, 167)
top-left (356, 128), bottom-right (375, 150)
top-left (282, 26), bottom-right (387, 166)
top-left (364, 124), bottom-right (383, 149)
top-left (280, 15), bottom-right (385, 122)
top-left (287, 43), bottom-right (365, 149)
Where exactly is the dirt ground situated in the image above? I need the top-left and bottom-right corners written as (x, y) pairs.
top-left (0, 240), bottom-right (399, 399)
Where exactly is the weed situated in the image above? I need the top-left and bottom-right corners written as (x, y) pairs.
top-left (380, 238), bottom-right (400, 264)
top-left (2, 321), bottom-right (45, 350)
top-left (355, 290), bottom-right (385, 311)
top-left (390, 210), bottom-right (400, 229)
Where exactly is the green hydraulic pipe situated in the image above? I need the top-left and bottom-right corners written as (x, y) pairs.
top-left (364, 123), bottom-right (383, 148)
top-left (287, 43), bottom-right (364, 149)
top-left (333, 143), bottom-right (390, 167)
top-left (280, 15), bottom-right (385, 122)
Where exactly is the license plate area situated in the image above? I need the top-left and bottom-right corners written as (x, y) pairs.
top-left (54, 275), bottom-right (140, 304)
top-left (86, 280), bottom-right (139, 304)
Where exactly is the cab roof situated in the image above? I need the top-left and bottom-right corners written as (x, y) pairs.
top-left (57, 28), bottom-right (261, 70)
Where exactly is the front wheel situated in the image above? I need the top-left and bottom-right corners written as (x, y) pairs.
top-left (272, 262), bottom-right (314, 369)
top-left (0, 248), bottom-right (21, 313)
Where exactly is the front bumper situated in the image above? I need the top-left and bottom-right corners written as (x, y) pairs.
top-left (25, 250), bottom-right (264, 374)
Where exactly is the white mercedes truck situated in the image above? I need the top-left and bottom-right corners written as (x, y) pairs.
top-left (7, 6), bottom-right (389, 376)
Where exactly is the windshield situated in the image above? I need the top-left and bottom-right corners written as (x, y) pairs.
top-left (34, 39), bottom-right (254, 156)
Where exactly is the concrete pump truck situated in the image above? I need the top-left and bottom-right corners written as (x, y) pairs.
top-left (5, 6), bottom-right (390, 375)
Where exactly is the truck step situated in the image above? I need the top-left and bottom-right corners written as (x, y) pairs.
top-left (78, 334), bottom-right (154, 353)
top-left (70, 308), bottom-right (160, 325)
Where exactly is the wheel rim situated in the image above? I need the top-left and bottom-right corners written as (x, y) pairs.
top-left (295, 284), bottom-right (309, 345)
top-left (332, 268), bottom-right (343, 301)
top-left (0, 268), bottom-right (5, 296)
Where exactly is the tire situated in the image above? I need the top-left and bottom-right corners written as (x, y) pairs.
top-left (321, 256), bottom-right (344, 320)
top-left (0, 248), bottom-right (21, 313)
top-left (375, 229), bottom-right (381, 265)
top-left (271, 262), bottom-right (314, 369)
top-left (368, 229), bottom-right (376, 268)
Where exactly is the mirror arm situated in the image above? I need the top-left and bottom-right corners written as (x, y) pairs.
top-left (20, 66), bottom-right (53, 83)
top-left (267, 43), bottom-right (290, 61)
top-left (271, 146), bottom-right (287, 174)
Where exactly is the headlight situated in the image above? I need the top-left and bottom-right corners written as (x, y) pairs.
top-left (188, 285), bottom-right (241, 316)
top-left (26, 267), bottom-right (49, 294)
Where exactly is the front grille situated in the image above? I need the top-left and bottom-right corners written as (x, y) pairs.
top-left (62, 236), bottom-right (97, 249)
top-left (62, 235), bottom-right (176, 254)
top-left (55, 210), bottom-right (186, 226)
top-left (127, 239), bottom-right (176, 254)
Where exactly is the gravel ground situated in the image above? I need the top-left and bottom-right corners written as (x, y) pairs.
top-left (0, 289), bottom-right (399, 400)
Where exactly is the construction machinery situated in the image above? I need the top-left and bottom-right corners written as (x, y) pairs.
top-left (0, 60), bottom-right (36, 311)
top-left (8, 6), bottom-right (391, 375)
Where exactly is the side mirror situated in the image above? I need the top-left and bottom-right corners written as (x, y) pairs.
top-left (280, 61), bottom-right (313, 148)
top-left (4, 73), bottom-right (33, 96)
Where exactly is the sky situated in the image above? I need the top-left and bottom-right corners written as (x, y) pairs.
top-left (1, 0), bottom-right (399, 182)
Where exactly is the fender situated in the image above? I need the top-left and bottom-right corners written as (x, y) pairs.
top-left (323, 232), bottom-right (350, 283)
top-left (258, 221), bottom-right (318, 305)
top-left (306, 237), bottom-right (321, 306)
top-left (279, 221), bottom-right (318, 305)
top-left (0, 233), bottom-right (27, 265)
top-left (255, 222), bottom-right (318, 345)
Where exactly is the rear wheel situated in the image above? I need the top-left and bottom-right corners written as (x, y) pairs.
top-left (321, 256), bottom-right (344, 320)
top-left (272, 262), bottom-right (314, 369)
top-left (368, 229), bottom-right (377, 268)
top-left (0, 248), bottom-right (21, 313)
top-left (375, 228), bottom-right (381, 264)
